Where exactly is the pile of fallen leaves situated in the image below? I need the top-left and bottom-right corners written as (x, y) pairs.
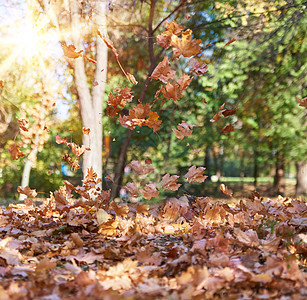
top-left (0, 188), bottom-right (306, 299)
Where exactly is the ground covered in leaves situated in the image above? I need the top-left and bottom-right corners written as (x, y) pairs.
top-left (0, 192), bottom-right (306, 299)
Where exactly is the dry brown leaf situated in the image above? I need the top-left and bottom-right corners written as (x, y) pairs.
top-left (220, 184), bottom-right (233, 196)
top-left (8, 143), bottom-right (25, 160)
top-left (17, 186), bottom-right (37, 198)
top-left (160, 174), bottom-right (181, 191)
top-left (184, 165), bottom-right (207, 183)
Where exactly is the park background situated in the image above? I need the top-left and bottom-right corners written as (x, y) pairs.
top-left (0, 0), bottom-right (306, 204)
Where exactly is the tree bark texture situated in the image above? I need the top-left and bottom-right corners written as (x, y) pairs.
top-left (70, 0), bottom-right (107, 183)
top-left (273, 151), bottom-right (285, 195)
top-left (296, 161), bottom-right (307, 196)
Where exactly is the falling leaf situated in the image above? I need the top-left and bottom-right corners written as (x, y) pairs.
top-left (184, 165), bottom-right (207, 183)
top-left (222, 107), bottom-right (238, 117)
top-left (109, 201), bottom-right (129, 218)
top-left (296, 96), bottom-right (307, 107)
top-left (62, 44), bottom-right (83, 59)
top-left (92, 81), bottom-right (99, 86)
top-left (206, 43), bottom-right (212, 47)
top-left (96, 208), bottom-right (112, 225)
top-left (189, 58), bottom-right (208, 75)
top-left (141, 183), bottom-right (159, 200)
top-left (123, 182), bottom-right (138, 197)
top-left (224, 38), bottom-right (236, 47)
top-left (127, 73), bottom-right (138, 85)
top-left (220, 124), bottom-right (234, 135)
top-left (0, 80), bottom-right (3, 88)
top-left (106, 175), bottom-right (114, 182)
top-left (173, 121), bottom-right (195, 139)
top-left (8, 143), bottom-right (25, 160)
top-left (171, 29), bottom-right (202, 59)
top-left (99, 33), bottom-right (119, 58)
top-left (145, 158), bottom-right (152, 165)
top-left (55, 134), bottom-right (67, 144)
top-left (220, 184), bottom-right (233, 196)
top-left (18, 118), bottom-right (28, 131)
top-left (157, 20), bottom-right (185, 49)
top-left (202, 98), bottom-right (207, 103)
top-left (151, 57), bottom-right (176, 83)
top-left (210, 104), bottom-right (226, 123)
top-left (17, 186), bottom-right (37, 198)
top-left (160, 174), bottom-right (181, 191)
top-left (82, 127), bottom-right (90, 135)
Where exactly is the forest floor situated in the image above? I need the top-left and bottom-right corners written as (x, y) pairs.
top-left (0, 181), bottom-right (306, 299)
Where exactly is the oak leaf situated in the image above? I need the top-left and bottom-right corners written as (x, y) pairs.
top-left (141, 183), bottom-right (159, 200)
top-left (55, 134), bottom-right (67, 144)
top-left (210, 104), bottom-right (226, 123)
top-left (8, 144), bottom-right (25, 160)
top-left (160, 174), bottom-right (181, 191)
top-left (17, 186), bottom-right (37, 198)
top-left (123, 182), bottom-right (138, 197)
top-left (220, 184), bottom-right (233, 196)
top-left (184, 165), bottom-right (207, 183)
top-left (220, 124), bottom-right (234, 135)
top-left (173, 121), bottom-right (195, 139)
top-left (189, 58), bottom-right (208, 75)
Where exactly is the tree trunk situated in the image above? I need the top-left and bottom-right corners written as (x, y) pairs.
top-left (296, 161), bottom-right (307, 196)
top-left (111, 130), bottom-right (132, 200)
top-left (70, 0), bottom-right (107, 184)
top-left (273, 151), bottom-right (285, 195)
top-left (19, 103), bottom-right (45, 201)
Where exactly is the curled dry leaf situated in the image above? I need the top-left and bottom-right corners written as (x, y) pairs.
top-left (17, 186), bottom-right (37, 198)
top-left (8, 143), bottom-right (25, 160)
top-left (96, 208), bottom-right (112, 225)
top-left (157, 20), bottom-right (185, 49)
top-left (189, 58), bottom-right (208, 75)
top-left (109, 201), bottom-right (129, 218)
top-left (296, 96), bottom-right (307, 107)
top-left (151, 57), bottom-right (176, 84)
top-left (99, 33), bottom-right (119, 58)
top-left (173, 121), bottom-right (195, 139)
top-left (0, 80), bottom-right (3, 88)
top-left (18, 118), bottom-right (28, 131)
top-left (127, 73), bottom-right (138, 85)
top-left (160, 174), bottom-right (181, 191)
top-left (141, 183), bottom-right (159, 200)
top-left (220, 184), bottom-right (233, 197)
top-left (222, 107), bottom-right (238, 117)
top-left (82, 127), bottom-right (90, 135)
top-left (55, 134), bottom-right (67, 144)
top-left (184, 165), bottom-right (207, 183)
top-left (61, 44), bottom-right (83, 59)
top-left (224, 38), bottom-right (236, 47)
top-left (84, 55), bottom-right (97, 64)
top-left (220, 124), bottom-right (234, 135)
top-left (123, 182), bottom-right (138, 197)
top-left (210, 104), bottom-right (226, 123)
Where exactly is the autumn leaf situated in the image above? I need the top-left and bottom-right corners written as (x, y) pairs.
top-left (84, 55), bottom-right (97, 64)
top-left (99, 33), bottom-right (119, 58)
top-left (109, 201), bottom-right (129, 218)
top-left (224, 38), bottom-right (236, 47)
top-left (189, 58), bottom-right (209, 75)
top-left (71, 233), bottom-right (83, 248)
top-left (151, 57), bottom-right (176, 83)
top-left (123, 182), bottom-right (138, 197)
top-left (163, 196), bottom-right (189, 220)
top-left (96, 208), bottom-right (112, 225)
top-left (177, 74), bottom-right (193, 91)
top-left (222, 107), bottom-right (238, 117)
top-left (171, 29), bottom-right (202, 59)
top-left (62, 44), bottom-right (83, 59)
top-left (8, 143), bottom-right (25, 160)
top-left (141, 183), bottom-right (159, 200)
top-left (145, 158), bottom-right (152, 165)
top-left (173, 121), bottom-right (195, 139)
top-left (136, 203), bottom-right (150, 215)
top-left (220, 184), bottom-right (233, 196)
top-left (210, 104), bottom-right (226, 123)
top-left (82, 127), bottom-right (90, 135)
top-left (160, 174), bottom-right (181, 191)
top-left (17, 186), bottom-right (37, 198)
top-left (129, 160), bottom-right (154, 175)
top-left (161, 82), bottom-right (182, 101)
top-left (157, 20), bottom-right (185, 49)
top-left (184, 165), bottom-right (207, 183)
top-left (18, 118), bottom-right (28, 131)
top-left (55, 134), bottom-right (67, 144)
top-left (0, 80), bottom-right (3, 88)
top-left (296, 96), bottom-right (307, 107)
top-left (127, 73), bottom-right (138, 85)
top-left (220, 124), bottom-right (234, 135)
